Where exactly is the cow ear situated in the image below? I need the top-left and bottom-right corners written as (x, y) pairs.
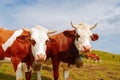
top-left (63, 30), bottom-right (75, 37)
top-left (91, 33), bottom-right (99, 41)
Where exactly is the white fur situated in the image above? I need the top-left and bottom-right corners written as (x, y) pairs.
top-left (37, 71), bottom-right (42, 80)
top-left (16, 62), bottom-right (23, 80)
top-left (63, 69), bottom-right (69, 80)
top-left (36, 65), bottom-right (42, 80)
top-left (2, 29), bottom-right (23, 51)
top-left (4, 57), bottom-right (11, 62)
top-left (22, 63), bottom-right (32, 72)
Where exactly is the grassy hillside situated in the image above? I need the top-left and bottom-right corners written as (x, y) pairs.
top-left (92, 50), bottom-right (120, 64)
top-left (0, 50), bottom-right (120, 80)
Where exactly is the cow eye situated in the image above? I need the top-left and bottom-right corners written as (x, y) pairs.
top-left (75, 34), bottom-right (80, 41)
top-left (31, 39), bottom-right (36, 46)
top-left (76, 34), bottom-right (80, 38)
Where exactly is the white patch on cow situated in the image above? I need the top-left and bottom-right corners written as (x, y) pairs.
top-left (63, 69), bottom-right (69, 80)
top-left (30, 26), bottom-right (49, 61)
top-left (21, 63), bottom-right (31, 72)
top-left (2, 29), bottom-right (23, 51)
top-left (37, 71), bottom-right (42, 80)
top-left (16, 62), bottom-right (23, 80)
top-left (4, 57), bottom-right (11, 61)
top-left (36, 65), bottom-right (42, 80)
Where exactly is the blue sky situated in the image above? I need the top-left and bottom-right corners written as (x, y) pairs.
top-left (0, 0), bottom-right (120, 54)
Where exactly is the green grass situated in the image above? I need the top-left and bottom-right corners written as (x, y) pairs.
top-left (0, 50), bottom-right (120, 80)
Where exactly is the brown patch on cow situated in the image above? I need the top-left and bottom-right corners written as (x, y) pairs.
top-left (0, 29), bottom-right (14, 44)
top-left (25, 70), bottom-right (31, 80)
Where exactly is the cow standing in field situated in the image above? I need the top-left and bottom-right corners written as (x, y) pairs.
top-left (86, 53), bottom-right (102, 63)
top-left (34, 22), bottom-right (99, 80)
top-left (0, 25), bottom-right (54, 80)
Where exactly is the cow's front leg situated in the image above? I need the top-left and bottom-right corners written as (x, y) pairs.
top-left (22, 63), bottom-right (32, 80)
top-left (61, 63), bottom-right (70, 80)
top-left (16, 62), bottom-right (32, 80)
top-left (11, 57), bottom-right (24, 80)
top-left (25, 70), bottom-right (31, 80)
top-left (63, 69), bottom-right (69, 80)
top-left (16, 62), bottom-right (24, 80)
top-left (52, 59), bottom-right (60, 80)
top-left (32, 62), bottom-right (42, 80)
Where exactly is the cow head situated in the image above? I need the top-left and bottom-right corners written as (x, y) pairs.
top-left (29, 25), bottom-right (55, 64)
top-left (71, 21), bottom-right (99, 54)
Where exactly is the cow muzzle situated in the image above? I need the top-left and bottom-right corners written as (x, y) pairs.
top-left (35, 54), bottom-right (46, 64)
top-left (79, 45), bottom-right (92, 54)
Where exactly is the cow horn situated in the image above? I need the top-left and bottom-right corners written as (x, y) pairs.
top-left (35, 25), bottom-right (49, 32)
top-left (48, 31), bottom-right (57, 34)
top-left (90, 23), bottom-right (97, 30)
top-left (23, 28), bottom-right (30, 32)
top-left (71, 21), bottom-right (77, 28)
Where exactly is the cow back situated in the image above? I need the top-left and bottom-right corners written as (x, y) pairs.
top-left (0, 28), bottom-right (14, 44)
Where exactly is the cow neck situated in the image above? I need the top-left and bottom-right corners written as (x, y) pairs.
top-left (69, 30), bottom-right (79, 60)
top-left (2, 29), bottom-right (23, 51)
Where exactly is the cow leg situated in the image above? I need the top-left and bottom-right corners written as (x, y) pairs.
top-left (63, 69), bottom-right (69, 80)
top-left (52, 59), bottom-right (60, 80)
top-left (25, 70), bottom-right (31, 80)
top-left (62, 63), bottom-right (70, 80)
top-left (32, 62), bottom-right (42, 80)
top-left (16, 62), bottom-right (24, 80)
top-left (94, 60), bottom-right (98, 63)
top-left (87, 59), bottom-right (90, 63)
top-left (22, 63), bottom-right (32, 80)
top-left (36, 65), bottom-right (42, 80)
top-left (11, 57), bottom-right (24, 80)
top-left (37, 70), bottom-right (42, 80)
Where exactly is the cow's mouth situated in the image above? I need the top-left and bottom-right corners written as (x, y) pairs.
top-left (35, 59), bottom-right (45, 64)
top-left (79, 49), bottom-right (92, 55)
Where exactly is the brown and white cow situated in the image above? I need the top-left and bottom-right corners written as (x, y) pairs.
top-left (0, 25), bottom-right (53, 80)
top-left (85, 53), bottom-right (102, 63)
top-left (33, 22), bottom-right (99, 80)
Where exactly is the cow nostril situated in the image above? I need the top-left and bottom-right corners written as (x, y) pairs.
top-left (37, 55), bottom-right (40, 58)
top-left (36, 54), bottom-right (46, 60)
top-left (83, 45), bottom-right (91, 50)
